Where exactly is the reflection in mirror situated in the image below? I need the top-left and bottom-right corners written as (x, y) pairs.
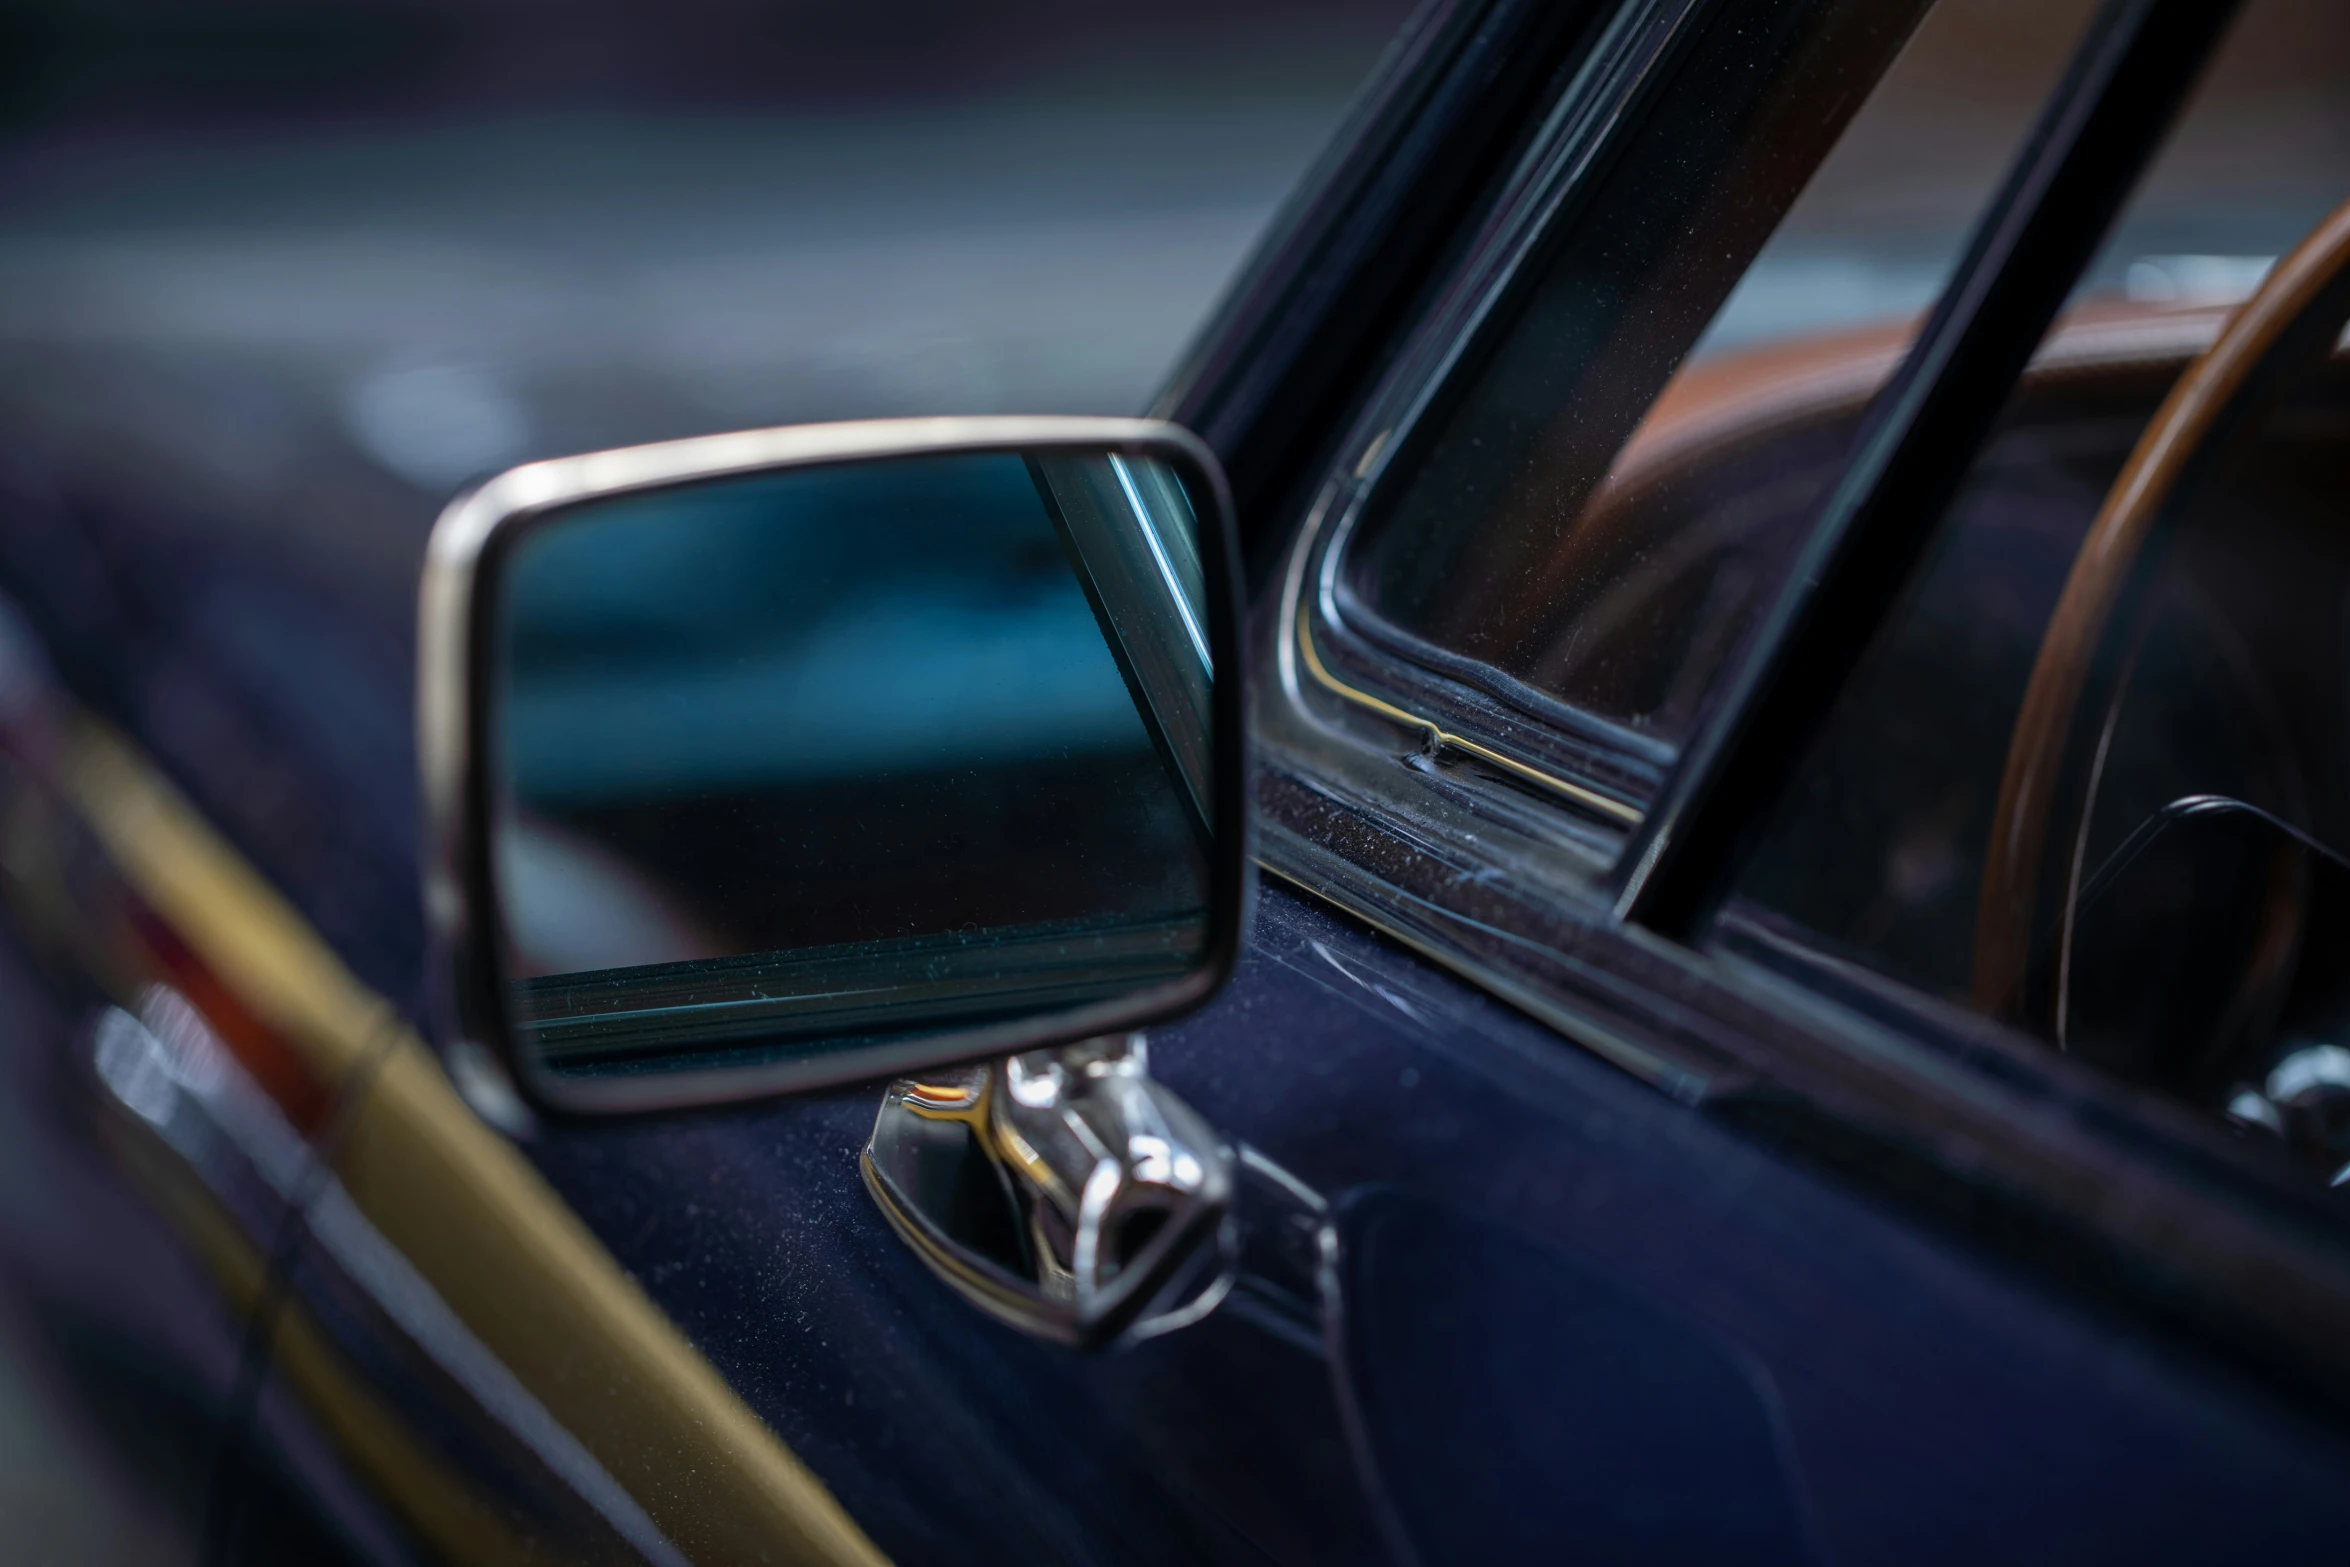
top-left (490, 448), bottom-right (1217, 1078)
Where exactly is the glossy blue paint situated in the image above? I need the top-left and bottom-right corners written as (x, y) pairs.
top-left (0, 871), bottom-right (416, 1563)
top-left (4, 364), bottom-right (2350, 1561)
top-left (0, 927), bottom-right (250, 1562)
top-left (1336, 1189), bottom-right (1816, 1564)
top-left (4, 473), bottom-right (2348, 1557)
top-left (515, 884), bottom-right (2350, 1565)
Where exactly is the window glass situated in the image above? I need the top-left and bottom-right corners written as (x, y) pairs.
top-left (1333, 0), bottom-right (2097, 752)
top-left (1727, 0), bottom-right (2350, 1180)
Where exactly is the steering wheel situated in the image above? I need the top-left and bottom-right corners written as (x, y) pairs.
top-left (1974, 196), bottom-right (2350, 1024)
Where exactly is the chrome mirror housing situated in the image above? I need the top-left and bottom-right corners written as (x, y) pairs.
top-left (418, 416), bottom-right (1248, 1116)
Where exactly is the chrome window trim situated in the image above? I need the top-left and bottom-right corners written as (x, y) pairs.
top-left (420, 414), bottom-right (1252, 1116)
top-left (1248, 0), bottom-right (1746, 1106)
top-left (1271, 0), bottom-right (1711, 834)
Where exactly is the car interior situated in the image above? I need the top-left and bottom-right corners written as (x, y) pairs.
top-left (1314, 0), bottom-right (2350, 1181)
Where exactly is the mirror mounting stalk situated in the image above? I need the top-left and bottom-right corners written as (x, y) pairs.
top-left (861, 1033), bottom-right (1234, 1348)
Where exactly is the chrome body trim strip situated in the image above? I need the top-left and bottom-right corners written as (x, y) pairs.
top-left (94, 994), bottom-right (690, 1567)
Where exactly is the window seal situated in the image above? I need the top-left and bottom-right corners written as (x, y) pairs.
top-left (1294, 600), bottom-right (1643, 825)
top-left (1270, 0), bottom-right (1715, 833)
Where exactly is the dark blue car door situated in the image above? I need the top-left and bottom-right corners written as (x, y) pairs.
top-left (3, 0), bottom-right (2350, 1563)
top-left (501, 0), bottom-right (2350, 1560)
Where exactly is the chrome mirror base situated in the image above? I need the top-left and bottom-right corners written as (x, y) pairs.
top-left (860, 1033), bottom-right (1233, 1348)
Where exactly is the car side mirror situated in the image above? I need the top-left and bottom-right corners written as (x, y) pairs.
top-left (419, 417), bottom-right (1247, 1116)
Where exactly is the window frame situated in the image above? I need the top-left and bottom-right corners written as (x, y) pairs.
top-left (1246, 0), bottom-right (2350, 1413)
top-left (1282, 0), bottom-right (1711, 838)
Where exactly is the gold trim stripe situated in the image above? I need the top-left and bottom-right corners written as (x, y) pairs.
top-left (65, 723), bottom-right (401, 1082)
top-left (59, 719), bottom-right (887, 1567)
top-left (1295, 604), bottom-right (1643, 825)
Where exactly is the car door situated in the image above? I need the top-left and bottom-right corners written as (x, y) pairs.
top-left (372, 0), bottom-right (2350, 1561)
top-left (1202, 0), bottom-right (2350, 1558)
top-left (8, 1), bottom-right (2350, 1565)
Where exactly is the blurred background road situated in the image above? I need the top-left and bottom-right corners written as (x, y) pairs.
top-left (0, 0), bottom-right (1411, 1557)
top-left (0, 0), bottom-right (1412, 613)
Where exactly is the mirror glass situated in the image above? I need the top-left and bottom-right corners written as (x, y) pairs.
top-left (488, 447), bottom-right (1218, 1081)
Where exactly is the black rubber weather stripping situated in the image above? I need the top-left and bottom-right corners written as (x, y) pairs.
top-left (1612, 0), bottom-right (2244, 935)
top-left (1157, 0), bottom-right (1615, 578)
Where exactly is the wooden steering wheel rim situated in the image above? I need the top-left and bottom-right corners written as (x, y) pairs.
top-left (1972, 196), bottom-right (2350, 1019)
